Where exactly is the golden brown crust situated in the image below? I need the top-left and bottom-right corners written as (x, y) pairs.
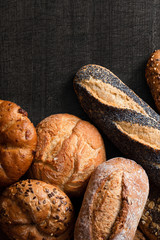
top-left (73, 64), bottom-right (160, 187)
top-left (146, 49), bottom-right (160, 113)
top-left (139, 184), bottom-right (160, 240)
top-left (0, 100), bottom-right (37, 187)
top-left (134, 230), bottom-right (146, 240)
top-left (30, 113), bottom-right (106, 196)
top-left (74, 157), bottom-right (149, 240)
top-left (0, 179), bottom-right (74, 240)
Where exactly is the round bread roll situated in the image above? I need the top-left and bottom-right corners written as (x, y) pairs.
top-left (0, 100), bottom-right (37, 187)
top-left (30, 114), bottom-right (106, 196)
top-left (0, 179), bottom-right (74, 240)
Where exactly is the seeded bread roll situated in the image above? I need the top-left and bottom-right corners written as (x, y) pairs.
top-left (139, 184), bottom-right (160, 240)
top-left (30, 114), bottom-right (106, 196)
top-left (0, 100), bottom-right (37, 187)
top-left (134, 230), bottom-right (146, 240)
top-left (74, 64), bottom-right (160, 187)
top-left (74, 158), bottom-right (149, 240)
top-left (146, 49), bottom-right (160, 113)
top-left (0, 179), bottom-right (74, 240)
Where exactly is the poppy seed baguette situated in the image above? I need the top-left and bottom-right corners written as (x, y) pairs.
top-left (73, 64), bottom-right (160, 187)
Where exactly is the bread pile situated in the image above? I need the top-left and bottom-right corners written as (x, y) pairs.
top-left (0, 101), bottom-right (106, 239)
top-left (0, 50), bottom-right (160, 239)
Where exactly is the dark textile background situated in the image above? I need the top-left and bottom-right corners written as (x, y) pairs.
top-left (1, 0), bottom-right (160, 158)
top-left (0, 1), bottom-right (160, 239)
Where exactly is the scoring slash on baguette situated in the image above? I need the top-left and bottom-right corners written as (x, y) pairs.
top-left (73, 64), bottom-right (160, 187)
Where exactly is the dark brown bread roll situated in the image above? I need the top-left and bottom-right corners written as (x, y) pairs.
top-left (139, 184), bottom-right (160, 240)
top-left (30, 113), bottom-right (106, 196)
top-left (0, 179), bottom-right (74, 240)
top-left (0, 100), bottom-right (37, 187)
top-left (146, 49), bottom-right (160, 113)
top-left (73, 64), bottom-right (160, 187)
top-left (134, 230), bottom-right (146, 240)
top-left (74, 158), bottom-right (149, 240)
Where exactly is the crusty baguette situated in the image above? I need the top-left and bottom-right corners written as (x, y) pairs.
top-left (74, 64), bottom-right (160, 187)
top-left (74, 158), bottom-right (149, 240)
top-left (139, 183), bottom-right (160, 240)
top-left (146, 49), bottom-right (160, 113)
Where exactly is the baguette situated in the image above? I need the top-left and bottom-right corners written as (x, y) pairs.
top-left (74, 64), bottom-right (160, 187)
top-left (74, 158), bottom-right (149, 240)
top-left (146, 49), bottom-right (160, 113)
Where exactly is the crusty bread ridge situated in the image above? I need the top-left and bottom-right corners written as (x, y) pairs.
top-left (74, 157), bottom-right (149, 240)
top-left (30, 113), bottom-right (106, 196)
top-left (0, 179), bottom-right (74, 240)
top-left (0, 100), bottom-right (37, 187)
top-left (74, 64), bottom-right (160, 187)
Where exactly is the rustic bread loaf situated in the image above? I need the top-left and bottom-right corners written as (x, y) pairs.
top-left (74, 157), bottom-right (149, 240)
top-left (139, 183), bottom-right (160, 240)
top-left (74, 64), bottom-right (160, 187)
top-left (0, 179), bottom-right (74, 240)
top-left (30, 113), bottom-right (106, 196)
top-left (134, 230), bottom-right (146, 240)
top-left (146, 49), bottom-right (160, 113)
top-left (0, 100), bottom-right (37, 187)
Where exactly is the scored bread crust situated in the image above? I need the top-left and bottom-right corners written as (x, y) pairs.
top-left (73, 64), bottom-right (160, 187)
top-left (0, 100), bottom-right (37, 187)
top-left (74, 158), bottom-right (149, 240)
top-left (0, 179), bottom-right (74, 240)
top-left (30, 113), bottom-right (106, 196)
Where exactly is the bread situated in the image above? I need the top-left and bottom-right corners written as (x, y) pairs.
top-left (73, 64), bottom-right (160, 187)
top-left (74, 157), bottom-right (149, 240)
top-left (30, 113), bottom-right (106, 196)
top-left (146, 49), bottom-right (160, 113)
top-left (134, 230), bottom-right (146, 240)
top-left (0, 179), bottom-right (74, 240)
top-left (0, 100), bottom-right (37, 187)
top-left (139, 183), bottom-right (160, 239)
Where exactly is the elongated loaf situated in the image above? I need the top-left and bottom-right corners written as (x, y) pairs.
top-left (74, 158), bottom-right (149, 240)
top-left (146, 49), bottom-right (160, 113)
top-left (74, 64), bottom-right (160, 187)
top-left (139, 183), bottom-right (160, 239)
